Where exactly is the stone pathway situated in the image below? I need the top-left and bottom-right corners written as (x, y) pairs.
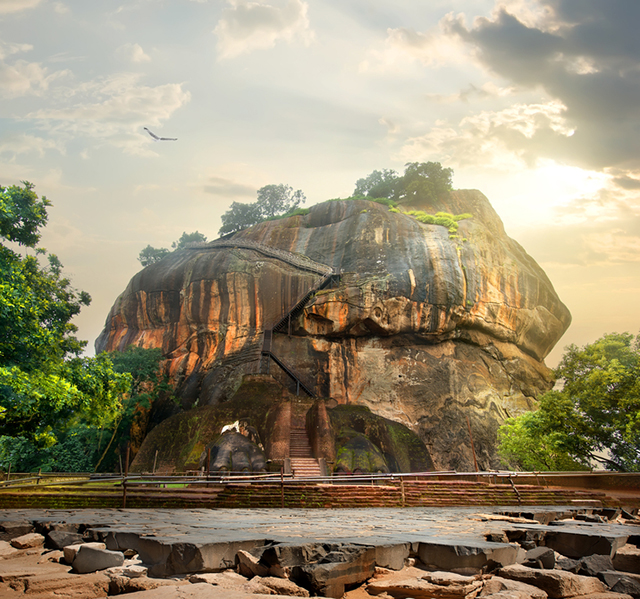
top-left (1, 507), bottom-right (637, 547)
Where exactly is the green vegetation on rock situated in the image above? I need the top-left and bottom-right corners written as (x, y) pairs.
top-left (353, 162), bottom-right (454, 204)
top-left (218, 184), bottom-right (306, 236)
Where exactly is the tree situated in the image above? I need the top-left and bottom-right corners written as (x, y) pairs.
top-left (138, 245), bottom-right (170, 267)
top-left (0, 182), bottom-right (130, 472)
top-left (256, 184), bottom-right (304, 218)
top-left (94, 346), bottom-right (170, 472)
top-left (352, 163), bottom-right (453, 205)
top-left (353, 169), bottom-right (399, 199)
top-left (171, 231), bottom-right (207, 250)
top-left (498, 332), bottom-right (640, 472)
top-left (138, 231), bottom-right (209, 266)
top-left (218, 184), bottom-right (306, 236)
top-left (395, 162), bottom-right (454, 204)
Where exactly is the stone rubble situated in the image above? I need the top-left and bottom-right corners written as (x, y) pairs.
top-left (0, 507), bottom-right (638, 598)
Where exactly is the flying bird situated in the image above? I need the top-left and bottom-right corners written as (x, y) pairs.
top-left (144, 127), bottom-right (177, 141)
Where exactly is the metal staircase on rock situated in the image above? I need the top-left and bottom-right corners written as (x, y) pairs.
top-left (259, 254), bottom-right (338, 398)
top-left (289, 426), bottom-right (322, 478)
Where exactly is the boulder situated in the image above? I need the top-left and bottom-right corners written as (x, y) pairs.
top-left (0, 540), bottom-right (19, 557)
top-left (418, 540), bottom-right (519, 572)
top-left (293, 546), bottom-right (376, 598)
top-left (544, 530), bottom-right (628, 559)
top-left (103, 529), bottom-right (260, 577)
top-left (0, 520), bottom-right (34, 542)
top-left (556, 557), bottom-right (581, 574)
top-left (579, 555), bottom-right (615, 577)
top-left (367, 570), bottom-right (484, 599)
top-left (598, 572), bottom-right (640, 598)
top-left (614, 545), bottom-right (640, 575)
top-left (252, 575), bottom-right (311, 596)
top-left (10, 532), bottom-right (44, 549)
top-left (108, 572), bottom-right (185, 595)
top-left (72, 545), bottom-right (124, 573)
top-left (497, 564), bottom-right (607, 598)
top-left (64, 542), bottom-right (106, 565)
top-left (101, 191), bottom-right (571, 472)
top-left (47, 530), bottom-right (84, 549)
top-left (523, 547), bottom-right (555, 570)
top-left (481, 576), bottom-right (548, 599)
top-left (237, 549), bottom-right (270, 578)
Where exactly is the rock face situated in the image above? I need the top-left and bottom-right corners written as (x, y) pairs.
top-left (97, 190), bottom-right (571, 470)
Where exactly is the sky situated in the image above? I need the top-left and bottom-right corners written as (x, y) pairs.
top-left (1, 0), bottom-right (639, 367)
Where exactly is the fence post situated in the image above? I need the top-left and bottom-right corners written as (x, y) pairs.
top-left (280, 467), bottom-right (285, 508)
top-left (400, 476), bottom-right (405, 507)
top-left (123, 444), bottom-right (130, 509)
top-left (152, 449), bottom-right (158, 475)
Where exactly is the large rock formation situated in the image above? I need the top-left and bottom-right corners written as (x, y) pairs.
top-left (97, 190), bottom-right (571, 470)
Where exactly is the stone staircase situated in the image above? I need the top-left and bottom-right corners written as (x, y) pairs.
top-left (290, 425), bottom-right (322, 478)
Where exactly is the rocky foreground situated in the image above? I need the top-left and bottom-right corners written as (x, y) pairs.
top-left (1, 507), bottom-right (640, 598)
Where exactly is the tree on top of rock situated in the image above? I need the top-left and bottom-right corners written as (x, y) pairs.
top-left (353, 162), bottom-right (453, 204)
top-left (171, 230), bottom-right (207, 250)
top-left (396, 162), bottom-right (454, 204)
top-left (138, 231), bottom-right (208, 267)
top-left (218, 184), bottom-right (306, 236)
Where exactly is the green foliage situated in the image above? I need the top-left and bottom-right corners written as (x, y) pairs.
top-left (171, 230), bottom-right (207, 250)
top-left (0, 182), bottom-right (131, 472)
top-left (498, 332), bottom-right (640, 472)
top-left (93, 345), bottom-right (169, 472)
top-left (138, 231), bottom-right (208, 267)
top-left (498, 412), bottom-right (588, 471)
top-left (218, 184), bottom-right (306, 236)
top-left (353, 169), bottom-right (399, 199)
top-left (353, 162), bottom-right (454, 205)
top-left (0, 182), bottom-right (50, 247)
top-left (396, 162), bottom-right (454, 203)
top-left (281, 207), bottom-right (310, 218)
top-left (138, 245), bottom-right (171, 267)
top-left (403, 210), bottom-right (472, 233)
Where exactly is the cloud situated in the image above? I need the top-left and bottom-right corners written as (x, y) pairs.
top-left (116, 43), bottom-right (151, 64)
top-left (0, 133), bottom-right (62, 158)
top-left (359, 24), bottom-right (469, 74)
top-left (399, 100), bottom-right (574, 170)
top-left (0, 41), bottom-right (70, 98)
top-left (26, 73), bottom-right (191, 155)
top-left (53, 2), bottom-right (69, 14)
top-left (443, 1), bottom-right (640, 171)
top-left (203, 176), bottom-right (256, 197)
top-left (214, 0), bottom-right (314, 60)
top-left (516, 181), bottom-right (640, 267)
top-left (0, 60), bottom-right (70, 99)
top-left (426, 82), bottom-right (516, 104)
top-left (0, 0), bottom-right (41, 14)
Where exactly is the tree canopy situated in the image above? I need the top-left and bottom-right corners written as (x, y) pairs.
top-left (138, 231), bottom-right (208, 267)
top-left (0, 182), bottom-right (132, 472)
top-left (353, 162), bottom-right (453, 204)
top-left (218, 184), bottom-right (305, 236)
top-left (498, 332), bottom-right (640, 472)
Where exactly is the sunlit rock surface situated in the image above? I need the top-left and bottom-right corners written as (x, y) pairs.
top-left (97, 190), bottom-right (571, 470)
